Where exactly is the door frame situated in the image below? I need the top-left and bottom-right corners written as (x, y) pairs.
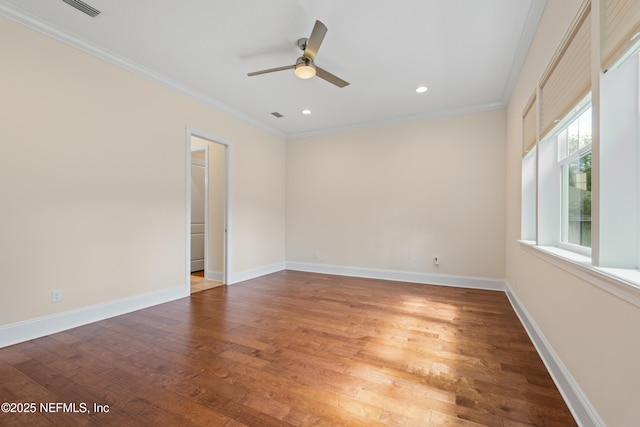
top-left (185, 126), bottom-right (231, 287)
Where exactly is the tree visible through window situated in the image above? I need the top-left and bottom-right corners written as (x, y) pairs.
top-left (565, 151), bottom-right (591, 246)
top-left (559, 107), bottom-right (592, 248)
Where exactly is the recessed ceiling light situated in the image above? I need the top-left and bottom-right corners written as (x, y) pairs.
top-left (416, 86), bottom-right (428, 94)
top-left (302, 109), bottom-right (312, 115)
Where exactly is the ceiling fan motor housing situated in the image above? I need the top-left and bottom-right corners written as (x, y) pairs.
top-left (297, 38), bottom-right (309, 51)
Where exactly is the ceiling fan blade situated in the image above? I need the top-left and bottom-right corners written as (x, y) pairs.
top-left (303, 20), bottom-right (327, 60)
top-left (315, 66), bottom-right (349, 88)
top-left (247, 65), bottom-right (294, 76)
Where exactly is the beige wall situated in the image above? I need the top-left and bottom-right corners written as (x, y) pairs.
top-left (287, 109), bottom-right (506, 279)
top-left (0, 16), bottom-right (285, 325)
top-left (505, 1), bottom-right (640, 425)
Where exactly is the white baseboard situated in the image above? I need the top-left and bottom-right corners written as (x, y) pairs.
top-left (206, 269), bottom-right (223, 282)
top-left (285, 261), bottom-right (507, 291)
top-left (190, 260), bottom-right (204, 272)
top-left (0, 285), bottom-right (189, 349)
top-left (228, 262), bottom-right (286, 285)
top-left (505, 282), bottom-right (604, 427)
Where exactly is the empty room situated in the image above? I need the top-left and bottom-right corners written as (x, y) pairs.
top-left (0, 1), bottom-right (638, 426)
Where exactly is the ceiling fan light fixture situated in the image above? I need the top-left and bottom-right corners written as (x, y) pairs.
top-left (295, 65), bottom-right (316, 79)
top-left (294, 57), bottom-right (316, 79)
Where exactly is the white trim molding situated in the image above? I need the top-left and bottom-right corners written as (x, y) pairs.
top-left (287, 103), bottom-right (506, 140)
top-left (500, 0), bottom-right (547, 104)
top-left (228, 262), bottom-right (286, 285)
top-left (206, 270), bottom-right (224, 282)
top-left (0, 285), bottom-right (189, 349)
top-left (285, 262), bottom-right (507, 291)
top-left (505, 283), bottom-right (605, 427)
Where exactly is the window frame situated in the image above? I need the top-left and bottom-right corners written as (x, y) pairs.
top-left (556, 106), bottom-right (593, 254)
top-left (535, 95), bottom-right (592, 253)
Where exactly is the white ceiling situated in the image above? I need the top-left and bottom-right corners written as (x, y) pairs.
top-left (0, 0), bottom-right (545, 138)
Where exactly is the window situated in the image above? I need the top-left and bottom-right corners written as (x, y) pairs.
top-left (520, 1), bottom-right (640, 307)
top-left (557, 107), bottom-right (592, 251)
top-left (535, 96), bottom-right (591, 254)
top-left (525, 1), bottom-right (592, 252)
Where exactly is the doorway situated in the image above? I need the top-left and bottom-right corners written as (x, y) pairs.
top-left (186, 128), bottom-right (229, 293)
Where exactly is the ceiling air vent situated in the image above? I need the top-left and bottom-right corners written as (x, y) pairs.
top-left (62, 0), bottom-right (101, 17)
top-left (271, 112), bottom-right (284, 118)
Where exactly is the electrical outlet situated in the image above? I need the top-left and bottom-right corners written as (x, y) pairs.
top-left (51, 289), bottom-right (62, 303)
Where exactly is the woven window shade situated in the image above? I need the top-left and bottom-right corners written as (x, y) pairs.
top-left (540, 1), bottom-right (591, 138)
top-left (602, 0), bottom-right (640, 71)
top-left (522, 92), bottom-right (537, 157)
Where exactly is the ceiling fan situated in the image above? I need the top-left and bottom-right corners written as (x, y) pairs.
top-left (247, 20), bottom-right (350, 88)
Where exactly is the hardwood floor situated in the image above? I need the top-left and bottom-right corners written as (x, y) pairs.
top-left (0, 271), bottom-right (576, 426)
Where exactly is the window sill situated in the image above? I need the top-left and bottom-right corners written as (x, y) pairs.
top-left (518, 240), bottom-right (640, 307)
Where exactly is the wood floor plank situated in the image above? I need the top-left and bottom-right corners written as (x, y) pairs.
top-left (0, 270), bottom-right (577, 426)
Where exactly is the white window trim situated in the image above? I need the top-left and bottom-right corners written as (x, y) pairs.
top-left (559, 143), bottom-right (591, 165)
top-left (557, 241), bottom-right (592, 257)
top-left (519, 240), bottom-right (640, 308)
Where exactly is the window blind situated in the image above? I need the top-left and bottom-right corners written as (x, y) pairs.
top-left (601, 0), bottom-right (640, 71)
top-left (540, 1), bottom-right (591, 139)
top-left (522, 92), bottom-right (537, 157)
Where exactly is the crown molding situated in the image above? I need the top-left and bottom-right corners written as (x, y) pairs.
top-left (286, 102), bottom-right (506, 140)
top-left (0, 1), bottom-right (286, 139)
top-left (501, 0), bottom-right (547, 105)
